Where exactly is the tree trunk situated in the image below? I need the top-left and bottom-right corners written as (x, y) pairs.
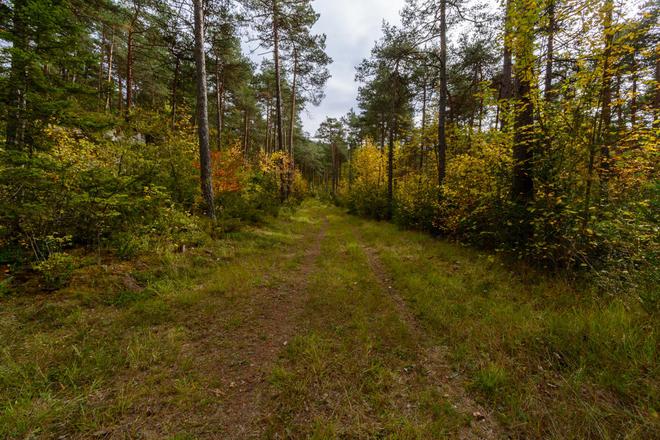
top-left (126, 29), bottom-right (134, 114)
top-left (598, 0), bottom-right (614, 194)
top-left (436, 0), bottom-right (448, 189)
top-left (544, 0), bottom-right (555, 100)
top-left (118, 76), bottom-right (123, 113)
top-left (288, 48), bottom-right (298, 157)
top-left (105, 28), bottom-right (115, 111)
top-left (512, 75), bottom-right (535, 203)
top-left (215, 58), bottom-right (224, 148)
top-left (420, 79), bottom-right (427, 171)
top-left (5, 0), bottom-right (28, 150)
top-left (243, 110), bottom-right (249, 156)
top-left (630, 53), bottom-right (638, 128)
top-left (193, 0), bottom-right (216, 219)
top-left (655, 49), bottom-right (660, 130)
top-left (387, 124), bottom-right (395, 219)
top-left (499, 0), bottom-right (513, 130)
top-left (511, 0), bottom-right (536, 205)
top-left (331, 143), bottom-right (337, 195)
top-left (171, 55), bottom-right (180, 129)
top-left (273, 0), bottom-right (285, 151)
top-left (265, 100), bottom-right (271, 153)
top-left (348, 146), bottom-right (353, 190)
top-left (98, 27), bottom-right (106, 99)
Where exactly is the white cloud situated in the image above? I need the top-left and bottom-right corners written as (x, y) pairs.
top-left (302, 0), bottom-right (405, 134)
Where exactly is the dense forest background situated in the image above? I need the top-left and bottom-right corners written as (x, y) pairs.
top-left (1, 0), bottom-right (657, 299)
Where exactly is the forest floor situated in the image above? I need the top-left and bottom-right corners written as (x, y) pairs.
top-left (1, 201), bottom-right (657, 439)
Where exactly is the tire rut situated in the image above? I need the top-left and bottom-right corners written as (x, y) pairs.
top-left (213, 217), bottom-right (329, 439)
top-left (356, 236), bottom-right (501, 440)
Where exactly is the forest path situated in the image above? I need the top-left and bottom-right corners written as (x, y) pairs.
top-left (119, 201), bottom-right (500, 439)
top-left (354, 234), bottom-right (500, 439)
top-left (2, 201), bottom-right (505, 439)
top-left (4, 201), bottom-right (655, 439)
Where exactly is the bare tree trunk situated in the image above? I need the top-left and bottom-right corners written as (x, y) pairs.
top-left (655, 49), bottom-right (660, 130)
top-left (98, 27), bottom-right (106, 99)
top-left (420, 78), bottom-right (427, 171)
top-left (118, 76), bottom-right (123, 113)
top-left (544, 0), bottom-right (555, 100)
top-left (387, 124), bottom-right (395, 219)
top-left (436, 0), bottom-right (448, 189)
top-left (126, 29), bottom-right (134, 113)
top-left (105, 28), bottom-right (115, 111)
top-left (171, 55), bottom-right (180, 129)
top-left (478, 69), bottom-right (485, 132)
top-left (499, 0), bottom-right (513, 130)
top-left (215, 58), bottom-right (224, 148)
top-left (193, 0), bottom-right (216, 219)
top-left (5, 0), bottom-right (28, 150)
top-left (265, 100), bottom-right (271, 153)
top-left (273, 0), bottom-right (285, 151)
top-left (598, 0), bottom-right (614, 195)
top-left (512, 74), bottom-right (535, 203)
top-left (630, 52), bottom-right (638, 128)
top-left (243, 110), bottom-right (249, 157)
top-left (331, 143), bottom-right (337, 194)
top-left (511, 0), bottom-right (535, 206)
top-left (288, 48), bottom-right (298, 157)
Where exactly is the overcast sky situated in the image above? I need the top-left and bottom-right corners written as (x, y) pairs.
top-left (302, 0), bottom-right (406, 135)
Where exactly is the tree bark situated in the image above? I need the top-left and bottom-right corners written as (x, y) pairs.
top-left (126, 28), bottom-right (134, 113)
top-left (420, 78), bottom-right (427, 171)
top-left (273, 0), bottom-right (285, 151)
top-left (105, 28), bottom-right (115, 111)
top-left (544, 0), bottom-right (555, 100)
top-left (288, 48), bottom-right (298, 157)
top-left (512, 75), bottom-right (535, 203)
top-left (243, 110), bottom-right (249, 157)
top-left (387, 124), bottom-right (395, 219)
top-left (171, 55), bottom-right (180, 129)
top-left (511, 0), bottom-right (535, 205)
top-left (193, 0), bottom-right (216, 219)
top-left (630, 52), bottom-right (638, 128)
top-left (499, 0), bottom-right (514, 130)
top-left (5, 0), bottom-right (28, 150)
top-left (265, 100), bottom-right (271, 153)
top-left (436, 0), bottom-right (448, 189)
top-left (98, 27), bottom-right (106, 99)
top-left (118, 76), bottom-right (123, 113)
top-left (598, 0), bottom-right (614, 193)
top-left (655, 48), bottom-right (660, 130)
top-left (215, 57), bottom-right (224, 148)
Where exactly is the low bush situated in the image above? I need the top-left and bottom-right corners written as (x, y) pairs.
top-left (32, 252), bottom-right (77, 290)
top-left (0, 277), bottom-right (12, 296)
top-left (0, 115), bottom-right (297, 273)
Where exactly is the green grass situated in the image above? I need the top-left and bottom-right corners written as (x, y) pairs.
top-left (354, 216), bottom-right (658, 438)
top-left (0, 200), bottom-right (656, 438)
top-left (0, 202), bottom-right (321, 438)
top-left (263, 210), bottom-right (474, 439)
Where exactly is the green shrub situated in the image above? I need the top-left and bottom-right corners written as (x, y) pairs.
top-left (113, 233), bottom-right (146, 260)
top-left (32, 253), bottom-right (77, 290)
top-left (0, 277), bottom-right (12, 296)
top-left (216, 172), bottom-right (280, 224)
top-left (394, 176), bottom-right (438, 232)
